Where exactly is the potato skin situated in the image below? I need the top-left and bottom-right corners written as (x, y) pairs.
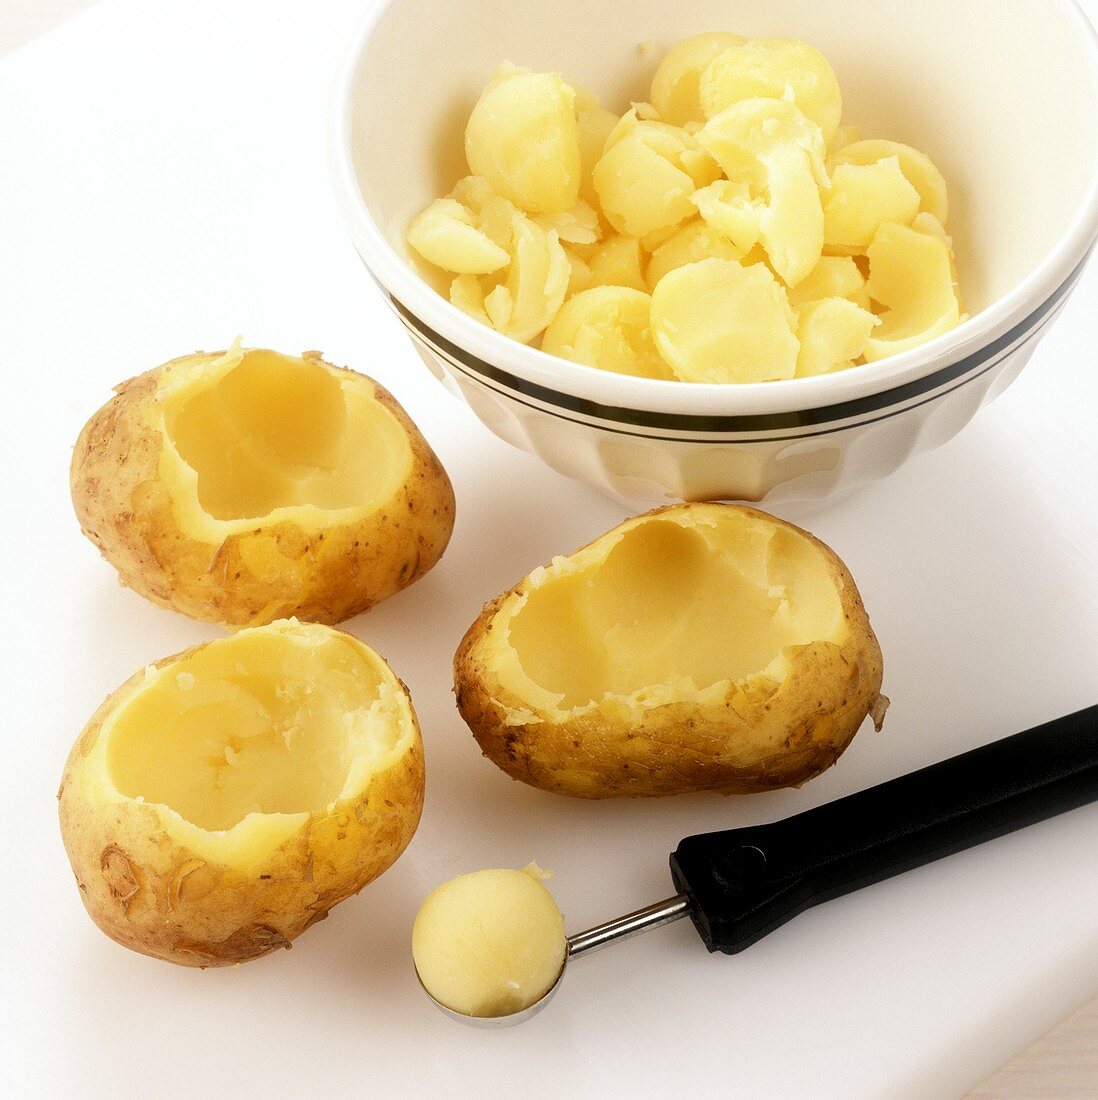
top-left (70, 351), bottom-right (456, 627)
top-left (454, 504), bottom-right (885, 798)
top-left (58, 638), bottom-right (425, 967)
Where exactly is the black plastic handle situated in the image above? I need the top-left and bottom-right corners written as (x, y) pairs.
top-left (670, 705), bottom-right (1098, 954)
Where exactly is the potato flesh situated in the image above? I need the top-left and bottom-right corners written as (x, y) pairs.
top-left (106, 630), bottom-right (402, 831)
top-left (106, 626), bottom-right (403, 832)
top-left (864, 221), bottom-right (962, 360)
top-left (585, 232), bottom-right (647, 292)
top-left (409, 34), bottom-right (961, 381)
top-left (823, 158), bottom-right (921, 253)
top-left (412, 867), bottom-right (566, 1018)
top-left (593, 114), bottom-right (718, 239)
top-left (506, 515), bottom-right (844, 709)
top-left (697, 98), bottom-right (828, 287)
top-left (796, 297), bottom-right (879, 377)
top-left (166, 349), bottom-right (408, 521)
top-left (650, 258), bottom-right (799, 383)
top-left (645, 218), bottom-right (744, 290)
top-left (699, 38), bottom-right (842, 144)
top-left (541, 286), bottom-right (670, 379)
top-left (649, 32), bottom-right (747, 126)
top-left (465, 67), bottom-right (582, 215)
top-left (831, 139), bottom-right (949, 223)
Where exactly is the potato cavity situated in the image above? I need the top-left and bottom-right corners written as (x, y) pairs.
top-left (106, 623), bottom-right (407, 831)
top-left (407, 35), bottom-right (965, 383)
top-left (506, 514), bottom-right (844, 711)
top-left (164, 349), bottom-right (409, 523)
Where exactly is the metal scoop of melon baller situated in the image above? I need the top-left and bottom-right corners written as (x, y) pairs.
top-left (422, 704), bottom-right (1098, 1027)
top-left (417, 894), bottom-right (692, 1027)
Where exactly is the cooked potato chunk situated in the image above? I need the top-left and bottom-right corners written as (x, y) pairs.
top-left (70, 345), bottom-right (455, 627)
top-left (650, 258), bottom-right (799, 382)
top-left (698, 98), bottom-right (827, 286)
top-left (864, 221), bottom-right (962, 360)
top-left (412, 866), bottom-right (566, 1018)
top-left (574, 86), bottom-right (619, 216)
top-left (645, 218), bottom-right (744, 289)
top-left (465, 65), bottom-right (582, 214)
top-left (542, 286), bottom-right (671, 379)
top-left (690, 180), bottom-right (763, 255)
top-left (831, 139), bottom-right (949, 223)
top-left (593, 112), bottom-right (720, 239)
top-left (795, 297), bottom-right (880, 376)
top-left (785, 255), bottom-right (868, 308)
top-left (449, 210), bottom-right (570, 342)
top-left (699, 38), bottom-right (842, 144)
top-left (585, 232), bottom-right (648, 291)
top-left (823, 158), bottom-right (921, 253)
top-left (407, 197), bottom-right (510, 274)
top-left (58, 619), bottom-right (424, 966)
top-left (455, 504), bottom-right (886, 798)
top-left (649, 31), bottom-right (747, 125)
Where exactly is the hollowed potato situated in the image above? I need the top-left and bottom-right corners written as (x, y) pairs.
top-left (58, 619), bottom-right (424, 966)
top-left (454, 504), bottom-right (886, 798)
top-left (71, 345), bottom-right (455, 626)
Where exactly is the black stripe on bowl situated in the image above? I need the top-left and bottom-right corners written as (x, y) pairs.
top-left (390, 248), bottom-right (1088, 436)
top-left (401, 300), bottom-right (1066, 445)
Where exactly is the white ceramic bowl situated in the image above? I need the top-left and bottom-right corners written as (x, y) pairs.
top-left (330, 0), bottom-right (1098, 504)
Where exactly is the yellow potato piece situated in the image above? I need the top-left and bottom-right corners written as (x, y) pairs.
top-left (650, 258), bottom-right (799, 382)
top-left (864, 222), bottom-right (961, 361)
top-left (407, 197), bottom-right (511, 275)
top-left (795, 297), bottom-right (879, 376)
top-left (535, 198), bottom-right (602, 245)
top-left (449, 174), bottom-right (495, 212)
top-left (412, 867), bottom-right (566, 1018)
top-left (832, 139), bottom-right (949, 223)
top-left (786, 255), bottom-right (866, 308)
top-left (574, 87), bottom-right (620, 216)
top-left (586, 232), bottom-right (647, 291)
top-left (563, 246), bottom-right (594, 296)
top-left (594, 112), bottom-right (720, 239)
top-left (450, 211), bottom-right (570, 342)
top-left (911, 210), bottom-right (953, 246)
top-left (700, 39), bottom-right (842, 144)
top-left (465, 66), bottom-right (582, 214)
top-left (542, 286), bottom-right (671, 379)
top-left (691, 180), bottom-right (762, 255)
top-left (823, 158), bottom-right (921, 253)
top-left (650, 31), bottom-right (747, 125)
top-left (646, 219), bottom-right (744, 290)
top-left (829, 124), bottom-right (862, 155)
top-left (698, 98), bottom-right (827, 286)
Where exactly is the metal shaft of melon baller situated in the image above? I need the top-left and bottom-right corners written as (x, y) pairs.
top-left (566, 895), bottom-right (690, 958)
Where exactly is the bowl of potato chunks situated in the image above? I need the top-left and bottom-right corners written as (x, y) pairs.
top-left (330, 0), bottom-right (1098, 503)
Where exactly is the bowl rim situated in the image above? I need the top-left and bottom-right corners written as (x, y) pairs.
top-left (328, 0), bottom-right (1098, 418)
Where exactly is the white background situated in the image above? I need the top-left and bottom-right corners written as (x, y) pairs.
top-left (1, 1), bottom-right (1096, 1096)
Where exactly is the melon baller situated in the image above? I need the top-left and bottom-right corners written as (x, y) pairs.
top-left (420, 704), bottom-right (1098, 1026)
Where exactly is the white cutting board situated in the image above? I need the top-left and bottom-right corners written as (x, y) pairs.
top-left (2, 2), bottom-right (1096, 1096)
